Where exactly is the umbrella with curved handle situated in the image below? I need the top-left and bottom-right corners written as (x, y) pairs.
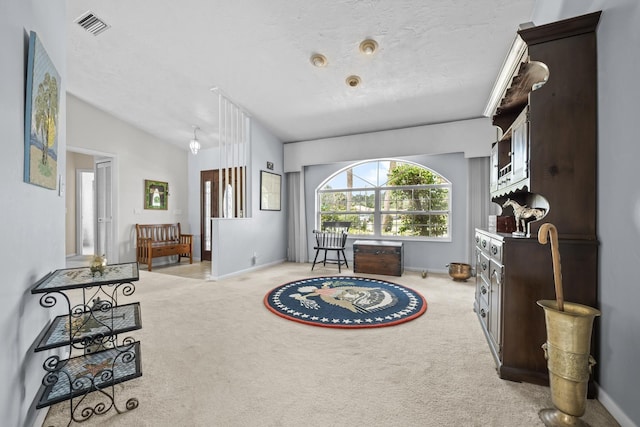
top-left (537, 223), bottom-right (564, 312)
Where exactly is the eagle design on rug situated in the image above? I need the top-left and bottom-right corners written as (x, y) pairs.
top-left (289, 280), bottom-right (398, 313)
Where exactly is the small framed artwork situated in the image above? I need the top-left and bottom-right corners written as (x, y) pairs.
top-left (144, 180), bottom-right (168, 210)
top-left (260, 171), bottom-right (281, 211)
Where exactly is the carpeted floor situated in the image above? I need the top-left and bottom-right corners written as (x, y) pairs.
top-left (43, 262), bottom-right (620, 427)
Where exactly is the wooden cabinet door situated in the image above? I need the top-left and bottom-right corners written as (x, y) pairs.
top-left (488, 260), bottom-right (503, 352)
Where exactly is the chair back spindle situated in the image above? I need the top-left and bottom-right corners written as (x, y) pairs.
top-left (311, 222), bottom-right (351, 272)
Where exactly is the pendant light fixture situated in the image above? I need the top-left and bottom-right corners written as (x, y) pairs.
top-left (189, 125), bottom-right (201, 155)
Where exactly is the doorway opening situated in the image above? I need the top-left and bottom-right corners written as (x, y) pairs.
top-left (66, 148), bottom-right (118, 265)
top-left (200, 167), bottom-right (245, 262)
top-left (76, 169), bottom-right (95, 255)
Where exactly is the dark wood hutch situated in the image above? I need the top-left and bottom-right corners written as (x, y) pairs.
top-left (474, 12), bottom-right (600, 388)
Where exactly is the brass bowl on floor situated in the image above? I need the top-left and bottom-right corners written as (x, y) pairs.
top-left (447, 263), bottom-right (471, 281)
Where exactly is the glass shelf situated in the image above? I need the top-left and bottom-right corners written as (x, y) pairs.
top-left (31, 262), bottom-right (139, 294)
top-left (35, 303), bottom-right (142, 352)
top-left (36, 341), bottom-right (142, 409)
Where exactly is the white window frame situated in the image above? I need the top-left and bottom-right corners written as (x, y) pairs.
top-left (316, 159), bottom-right (452, 241)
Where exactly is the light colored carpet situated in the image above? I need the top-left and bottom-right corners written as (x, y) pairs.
top-left (43, 262), bottom-right (619, 427)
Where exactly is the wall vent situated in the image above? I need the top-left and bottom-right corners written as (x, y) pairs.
top-left (74, 11), bottom-right (110, 36)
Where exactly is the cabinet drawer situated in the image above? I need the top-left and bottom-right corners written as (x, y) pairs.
top-left (478, 233), bottom-right (490, 254)
top-left (489, 239), bottom-right (502, 262)
top-left (478, 252), bottom-right (490, 284)
top-left (477, 294), bottom-right (489, 329)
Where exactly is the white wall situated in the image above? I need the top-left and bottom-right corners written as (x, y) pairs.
top-left (3, 2), bottom-right (636, 426)
top-left (284, 117), bottom-right (493, 273)
top-left (284, 117), bottom-right (494, 172)
top-left (207, 119), bottom-right (287, 279)
top-left (531, 2), bottom-right (639, 426)
top-left (304, 153), bottom-right (469, 273)
top-left (0, 1), bottom-right (66, 426)
top-left (67, 95), bottom-right (190, 264)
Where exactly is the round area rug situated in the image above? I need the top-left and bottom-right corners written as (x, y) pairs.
top-left (264, 276), bottom-right (427, 328)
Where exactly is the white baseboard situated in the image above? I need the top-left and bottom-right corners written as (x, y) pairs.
top-left (209, 258), bottom-right (286, 281)
top-left (143, 256), bottom-right (198, 269)
top-left (32, 408), bottom-right (48, 427)
top-left (597, 384), bottom-right (637, 427)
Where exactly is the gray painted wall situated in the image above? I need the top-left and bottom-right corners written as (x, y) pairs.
top-left (284, 117), bottom-right (493, 172)
top-left (532, 2), bottom-right (639, 426)
top-left (1, 1), bottom-right (66, 426)
top-left (210, 119), bottom-right (287, 279)
top-left (186, 118), bottom-right (286, 276)
top-left (2, 1), bottom-right (638, 426)
top-left (304, 153), bottom-right (469, 273)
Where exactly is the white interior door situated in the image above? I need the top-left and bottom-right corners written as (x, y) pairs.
top-left (76, 169), bottom-right (95, 255)
top-left (95, 160), bottom-right (115, 262)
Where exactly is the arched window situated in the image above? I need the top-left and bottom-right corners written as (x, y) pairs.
top-left (317, 160), bottom-right (451, 240)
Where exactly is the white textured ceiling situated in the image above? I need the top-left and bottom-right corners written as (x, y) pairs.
top-left (66, 0), bottom-right (534, 150)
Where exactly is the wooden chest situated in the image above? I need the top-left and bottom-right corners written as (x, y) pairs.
top-left (353, 240), bottom-right (404, 276)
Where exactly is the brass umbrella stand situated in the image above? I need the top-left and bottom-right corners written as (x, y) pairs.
top-left (537, 223), bottom-right (600, 427)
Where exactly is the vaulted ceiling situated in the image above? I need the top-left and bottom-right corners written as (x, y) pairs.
top-left (66, 0), bottom-right (534, 150)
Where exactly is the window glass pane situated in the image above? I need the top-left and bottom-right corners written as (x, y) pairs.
top-left (349, 190), bottom-right (375, 211)
top-left (320, 190), bottom-right (375, 212)
top-left (352, 162), bottom-right (382, 187)
top-left (352, 214), bottom-right (374, 235)
top-left (324, 168), bottom-right (377, 189)
top-left (381, 213), bottom-right (401, 235)
top-left (320, 191), bottom-right (346, 211)
top-left (417, 214), bottom-right (449, 237)
top-left (318, 213), bottom-right (374, 235)
top-left (429, 188), bottom-right (449, 210)
top-left (377, 161), bottom-right (391, 186)
top-left (318, 160), bottom-right (451, 240)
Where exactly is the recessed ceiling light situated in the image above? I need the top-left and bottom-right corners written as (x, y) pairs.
top-left (359, 39), bottom-right (378, 55)
top-left (346, 75), bottom-right (361, 87)
top-left (310, 53), bottom-right (328, 67)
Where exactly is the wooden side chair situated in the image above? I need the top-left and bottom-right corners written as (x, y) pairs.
top-left (311, 222), bottom-right (351, 272)
top-left (321, 221), bottom-right (351, 233)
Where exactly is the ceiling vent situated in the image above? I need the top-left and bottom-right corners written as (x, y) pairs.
top-left (74, 11), bottom-right (110, 36)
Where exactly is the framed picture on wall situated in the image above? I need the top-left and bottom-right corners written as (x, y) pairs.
top-left (260, 171), bottom-right (281, 211)
top-left (144, 180), bottom-right (168, 210)
top-left (24, 31), bottom-right (61, 190)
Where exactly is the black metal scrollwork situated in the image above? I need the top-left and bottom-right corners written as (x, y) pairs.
top-left (34, 264), bottom-right (141, 425)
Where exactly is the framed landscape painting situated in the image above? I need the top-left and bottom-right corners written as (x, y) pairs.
top-left (24, 31), bottom-right (61, 190)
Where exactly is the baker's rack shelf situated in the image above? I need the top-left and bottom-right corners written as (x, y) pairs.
top-left (31, 262), bottom-right (143, 424)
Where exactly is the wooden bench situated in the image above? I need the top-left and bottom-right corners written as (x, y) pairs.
top-left (136, 223), bottom-right (193, 271)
